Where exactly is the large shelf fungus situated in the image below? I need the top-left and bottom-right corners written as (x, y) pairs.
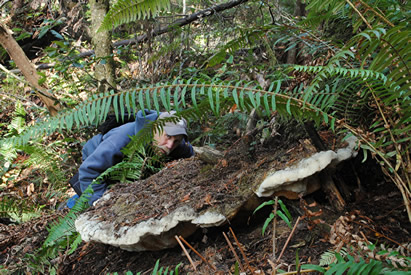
top-left (75, 206), bottom-right (226, 251)
top-left (74, 128), bottom-right (358, 252)
top-left (255, 136), bottom-right (358, 198)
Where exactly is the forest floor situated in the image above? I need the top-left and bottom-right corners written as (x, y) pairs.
top-left (1, 3), bottom-right (410, 275)
top-left (1, 124), bottom-right (410, 274)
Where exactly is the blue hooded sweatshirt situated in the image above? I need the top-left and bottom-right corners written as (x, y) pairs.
top-left (78, 110), bottom-right (194, 205)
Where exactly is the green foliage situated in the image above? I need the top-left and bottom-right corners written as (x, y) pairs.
top-left (99, 0), bottom-right (171, 32)
top-left (0, 102), bottom-right (66, 222)
top-left (296, 0), bottom-right (410, 221)
top-left (319, 248), bottom-right (348, 266)
top-left (253, 199), bottom-right (292, 236)
top-left (95, 137), bottom-right (163, 184)
top-left (0, 101), bottom-right (26, 164)
top-left (0, 76), bottom-right (342, 147)
top-left (34, 18), bottom-right (64, 40)
top-left (150, 259), bottom-right (181, 275)
top-left (305, 0), bottom-right (409, 32)
top-left (206, 27), bottom-right (267, 67)
top-left (6, 101), bottom-right (27, 137)
top-left (0, 195), bottom-right (41, 223)
top-left (25, 185), bottom-right (95, 273)
top-left (110, 260), bottom-right (181, 275)
top-left (301, 244), bottom-right (411, 274)
top-left (190, 111), bottom-right (248, 147)
top-left (43, 185), bottom-right (93, 248)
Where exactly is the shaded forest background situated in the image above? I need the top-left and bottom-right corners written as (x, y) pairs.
top-left (0, 0), bottom-right (410, 274)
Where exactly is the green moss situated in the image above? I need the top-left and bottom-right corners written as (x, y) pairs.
top-left (199, 164), bottom-right (214, 175)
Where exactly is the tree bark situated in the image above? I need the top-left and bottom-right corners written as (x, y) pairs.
top-left (10, 0), bottom-right (24, 20)
top-left (90, 0), bottom-right (116, 93)
top-left (286, 0), bottom-right (305, 64)
top-left (0, 22), bottom-right (61, 115)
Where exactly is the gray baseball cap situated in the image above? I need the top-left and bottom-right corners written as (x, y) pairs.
top-left (158, 111), bottom-right (188, 139)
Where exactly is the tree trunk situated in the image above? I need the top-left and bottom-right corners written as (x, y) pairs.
top-left (286, 0), bottom-right (305, 64)
top-left (0, 23), bottom-right (61, 115)
top-left (90, 0), bottom-right (116, 93)
top-left (10, 0), bottom-right (24, 20)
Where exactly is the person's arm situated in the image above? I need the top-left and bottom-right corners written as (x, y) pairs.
top-left (169, 139), bottom-right (194, 159)
top-left (79, 138), bottom-right (126, 205)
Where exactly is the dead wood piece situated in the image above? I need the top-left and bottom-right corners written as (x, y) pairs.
top-left (303, 122), bottom-right (348, 211)
top-left (276, 216), bottom-right (301, 264)
top-left (223, 231), bottom-right (245, 272)
top-left (0, 22), bottom-right (61, 115)
top-left (245, 109), bottom-right (258, 134)
top-left (193, 146), bottom-right (224, 164)
top-left (320, 171), bottom-right (346, 211)
top-left (178, 236), bottom-right (217, 271)
top-left (175, 235), bottom-right (197, 271)
top-left (229, 227), bottom-right (254, 273)
top-left (303, 122), bottom-right (326, 151)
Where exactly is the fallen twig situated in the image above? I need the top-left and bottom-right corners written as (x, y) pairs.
top-left (178, 235), bottom-right (217, 271)
top-left (174, 235), bottom-right (197, 271)
top-left (272, 196), bottom-right (279, 261)
top-left (351, 220), bottom-right (410, 252)
top-left (229, 227), bottom-right (253, 273)
top-left (222, 231), bottom-right (245, 272)
top-left (276, 216), bottom-right (301, 264)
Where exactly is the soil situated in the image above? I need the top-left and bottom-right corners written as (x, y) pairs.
top-left (1, 123), bottom-right (410, 274)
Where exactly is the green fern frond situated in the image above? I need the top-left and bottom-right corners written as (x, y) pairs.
top-left (319, 248), bottom-right (348, 266)
top-left (99, 0), bottom-right (171, 31)
top-left (96, 142), bottom-right (162, 183)
top-left (305, 0), bottom-right (404, 32)
top-left (0, 195), bottom-right (38, 222)
top-left (68, 233), bottom-right (83, 255)
top-left (6, 101), bottom-right (26, 136)
top-left (43, 185), bottom-right (93, 247)
top-left (1, 78), bottom-right (340, 147)
top-left (349, 24), bottom-right (410, 92)
top-left (306, 0), bottom-right (345, 15)
top-left (206, 27), bottom-right (266, 67)
top-left (294, 65), bottom-right (387, 83)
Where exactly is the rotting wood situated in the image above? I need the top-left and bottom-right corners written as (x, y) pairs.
top-left (193, 146), bottom-right (224, 164)
top-left (75, 126), bottom-right (358, 252)
top-left (320, 171), bottom-right (346, 211)
top-left (303, 122), bottom-right (347, 211)
top-left (303, 122), bottom-right (327, 151)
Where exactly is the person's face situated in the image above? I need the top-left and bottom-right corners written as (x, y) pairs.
top-left (153, 131), bottom-right (184, 155)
